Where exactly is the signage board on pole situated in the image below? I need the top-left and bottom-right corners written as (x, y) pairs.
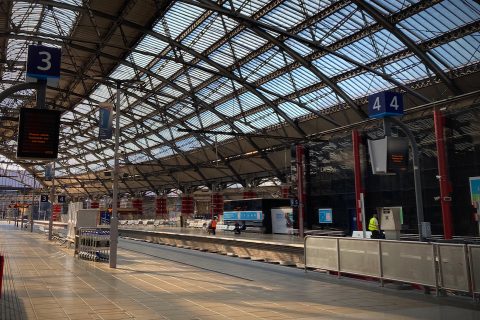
top-left (16, 108), bottom-right (61, 160)
top-left (26, 45), bottom-right (61, 85)
top-left (368, 91), bottom-right (404, 118)
top-left (98, 103), bottom-right (113, 139)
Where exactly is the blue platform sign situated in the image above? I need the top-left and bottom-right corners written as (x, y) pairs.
top-left (368, 91), bottom-right (404, 118)
top-left (319, 208), bottom-right (333, 223)
top-left (26, 45), bottom-right (61, 85)
top-left (223, 211), bottom-right (263, 221)
top-left (57, 195), bottom-right (66, 203)
top-left (98, 103), bottom-right (113, 140)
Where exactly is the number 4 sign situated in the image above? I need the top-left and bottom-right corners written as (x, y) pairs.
top-left (26, 45), bottom-right (61, 85)
top-left (368, 91), bottom-right (404, 118)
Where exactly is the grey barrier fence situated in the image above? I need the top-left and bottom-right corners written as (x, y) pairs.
top-left (305, 236), bottom-right (479, 300)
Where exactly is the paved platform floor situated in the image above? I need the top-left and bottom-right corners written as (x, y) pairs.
top-left (1, 222), bottom-right (480, 320)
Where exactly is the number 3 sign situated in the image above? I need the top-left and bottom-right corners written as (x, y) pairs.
top-left (26, 45), bottom-right (61, 85)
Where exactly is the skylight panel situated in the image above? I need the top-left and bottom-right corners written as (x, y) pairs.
top-left (158, 128), bottom-right (175, 141)
top-left (151, 146), bottom-right (175, 158)
top-left (11, 3), bottom-right (42, 32)
top-left (110, 64), bottom-right (136, 80)
top-left (245, 108), bottom-right (283, 129)
top-left (382, 55), bottom-right (428, 83)
top-left (136, 34), bottom-right (169, 55)
top-left (159, 2), bottom-right (205, 39)
top-left (6, 39), bottom-right (28, 62)
top-left (399, 0), bottom-right (478, 42)
top-left (289, 66), bottom-right (320, 90)
top-left (365, 0), bottom-right (414, 15)
top-left (312, 4), bottom-right (369, 45)
top-left (208, 46), bottom-right (236, 67)
top-left (261, 4), bottom-right (303, 30)
top-left (278, 101), bottom-right (309, 119)
top-left (199, 110), bottom-right (224, 127)
top-left (283, 38), bottom-right (313, 56)
top-left (260, 73), bottom-right (295, 96)
top-left (233, 121), bottom-right (255, 134)
top-left (39, 5), bottom-right (78, 36)
top-left (90, 84), bottom-right (111, 101)
top-left (182, 13), bottom-right (232, 53)
top-left (156, 60), bottom-right (183, 79)
top-left (229, 0), bottom-right (270, 16)
top-left (429, 34), bottom-right (480, 71)
top-left (128, 51), bottom-right (154, 69)
top-left (312, 54), bottom-right (356, 77)
top-left (302, 87), bottom-right (337, 111)
top-left (337, 72), bottom-right (392, 98)
top-left (75, 103), bottom-right (93, 114)
top-left (176, 137), bottom-right (202, 152)
top-left (215, 99), bottom-right (240, 117)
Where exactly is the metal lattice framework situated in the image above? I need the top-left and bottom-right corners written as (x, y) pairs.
top-left (0, 0), bottom-right (479, 196)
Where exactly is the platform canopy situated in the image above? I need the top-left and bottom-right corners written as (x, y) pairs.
top-left (0, 0), bottom-right (479, 196)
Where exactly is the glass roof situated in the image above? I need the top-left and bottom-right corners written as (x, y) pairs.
top-left (0, 0), bottom-right (479, 194)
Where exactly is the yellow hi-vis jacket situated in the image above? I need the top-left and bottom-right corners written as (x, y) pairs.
top-left (368, 217), bottom-right (379, 231)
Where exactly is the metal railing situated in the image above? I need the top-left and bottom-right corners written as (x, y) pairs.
top-left (305, 236), bottom-right (479, 301)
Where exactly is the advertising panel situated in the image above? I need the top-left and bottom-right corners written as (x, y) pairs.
top-left (271, 208), bottom-right (294, 234)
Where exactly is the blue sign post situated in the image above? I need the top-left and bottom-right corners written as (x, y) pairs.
top-left (368, 91), bottom-right (404, 118)
top-left (26, 45), bottom-right (61, 85)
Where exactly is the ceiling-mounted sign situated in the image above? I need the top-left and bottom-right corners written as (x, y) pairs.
top-left (368, 91), bottom-right (404, 118)
top-left (16, 108), bottom-right (61, 160)
top-left (368, 136), bottom-right (408, 174)
top-left (40, 195), bottom-right (49, 203)
top-left (98, 102), bottom-right (113, 140)
top-left (26, 45), bottom-right (61, 85)
top-left (45, 163), bottom-right (54, 181)
top-left (58, 195), bottom-right (66, 203)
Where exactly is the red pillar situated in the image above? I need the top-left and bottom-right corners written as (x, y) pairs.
top-left (243, 190), bottom-right (257, 199)
top-left (132, 198), bottom-right (143, 215)
top-left (434, 109), bottom-right (453, 239)
top-left (352, 130), bottom-right (363, 231)
top-left (181, 195), bottom-right (194, 217)
top-left (211, 192), bottom-right (224, 219)
top-left (0, 255), bottom-right (4, 299)
top-left (296, 145), bottom-right (305, 238)
top-left (155, 196), bottom-right (168, 218)
top-left (281, 185), bottom-right (290, 198)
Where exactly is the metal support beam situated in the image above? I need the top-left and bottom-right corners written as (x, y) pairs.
top-left (384, 118), bottom-right (425, 241)
top-left (433, 109), bottom-right (453, 239)
top-left (352, 0), bottom-right (462, 96)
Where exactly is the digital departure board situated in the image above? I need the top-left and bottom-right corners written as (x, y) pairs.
top-left (387, 137), bottom-right (408, 173)
top-left (16, 108), bottom-right (61, 160)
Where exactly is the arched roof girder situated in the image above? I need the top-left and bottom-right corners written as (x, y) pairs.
top-left (54, 76), bottom-right (249, 184)
top-left (6, 32), bottom-right (285, 179)
top-left (351, 0), bottom-right (462, 96)
top-left (183, 0), bottom-right (432, 104)
top-left (15, 0), bottom-right (307, 138)
top-left (0, 151), bottom-right (44, 189)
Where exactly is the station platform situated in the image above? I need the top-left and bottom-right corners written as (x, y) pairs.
top-left (1, 222), bottom-right (480, 320)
